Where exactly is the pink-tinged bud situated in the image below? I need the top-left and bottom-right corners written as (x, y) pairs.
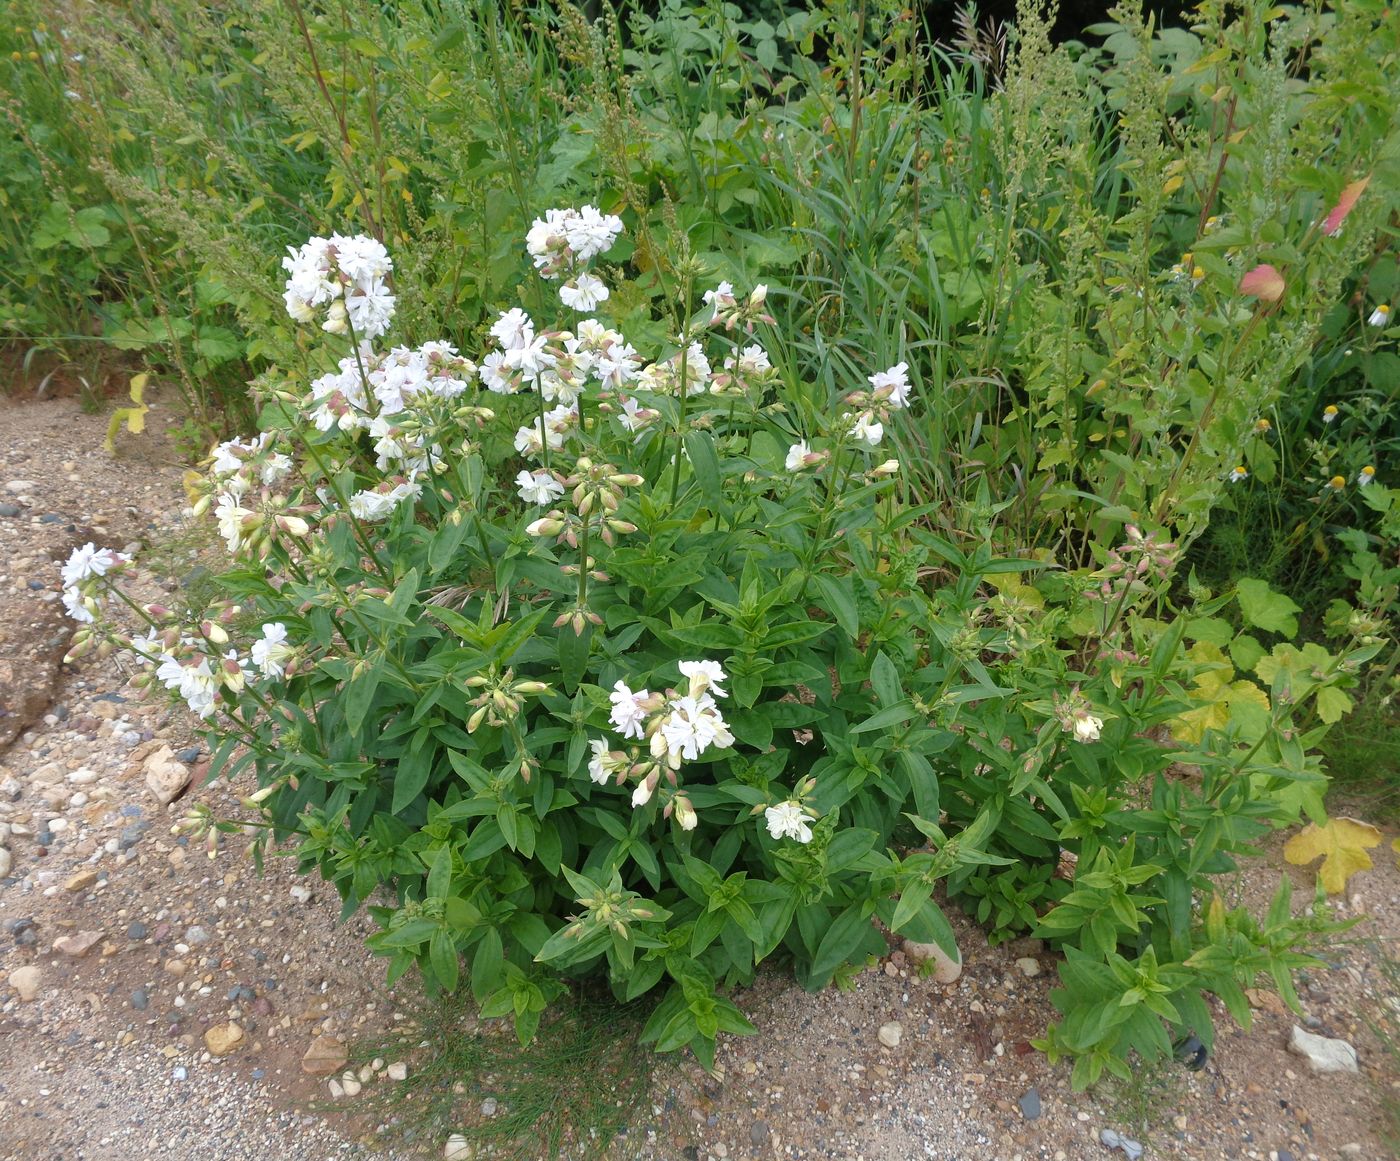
top-left (277, 515), bottom-right (310, 537)
top-left (589, 570), bottom-right (609, 582)
top-left (241, 784), bottom-right (279, 807)
top-left (145, 604), bottom-right (170, 619)
top-left (578, 492), bottom-right (595, 516)
top-left (571, 610), bottom-right (586, 635)
top-left (526, 516), bottom-right (564, 537)
top-left (513, 680), bottom-right (550, 695)
top-left (674, 795), bottom-right (698, 831)
top-left (607, 520), bottom-right (637, 534)
top-left (749, 284), bottom-right (768, 308)
top-left (203, 621), bottom-right (229, 645)
top-left (553, 612), bottom-right (572, 629)
top-left (600, 490), bottom-right (619, 512)
top-left (609, 473), bottom-right (644, 487)
top-left (519, 759), bottom-right (532, 783)
top-left (586, 610), bottom-right (603, 626)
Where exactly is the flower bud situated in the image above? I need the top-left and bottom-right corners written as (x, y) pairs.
top-left (466, 705), bottom-right (490, 733)
top-left (526, 516), bottom-right (565, 537)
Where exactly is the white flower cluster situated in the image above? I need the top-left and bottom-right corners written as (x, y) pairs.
top-left (703, 281), bottom-right (772, 332)
top-left (210, 432), bottom-right (294, 497)
top-left (307, 340), bottom-right (477, 434)
top-left (282, 234), bottom-right (396, 341)
top-left (635, 341), bottom-right (711, 397)
top-left (526, 206), bottom-right (624, 316)
top-left (526, 205), bottom-right (624, 275)
top-left (785, 362), bottom-right (912, 475)
top-left (59, 542), bottom-right (131, 625)
top-left (588, 660), bottom-right (733, 830)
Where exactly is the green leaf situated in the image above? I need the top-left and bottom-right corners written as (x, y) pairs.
top-left (807, 902), bottom-right (875, 985)
top-left (1314, 685), bottom-right (1353, 725)
top-left (344, 660), bottom-right (383, 737)
top-left (813, 573), bottom-right (860, 639)
top-left (870, 651), bottom-right (902, 707)
top-left (850, 701), bottom-right (918, 735)
top-left (1236, 578), bottom-right (1300, 637)
top-left (426, 844), bottom-right (452, 899)
top-left (429, 927), bottom-right (460, 991)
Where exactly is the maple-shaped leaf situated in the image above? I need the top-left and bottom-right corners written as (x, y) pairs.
top-left (1170, 642), bottom-right (1271, 744)
top-left (1283, 817), bottom-right (1382, 893)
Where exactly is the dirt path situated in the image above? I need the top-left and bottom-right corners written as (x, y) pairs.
top-left (1, 393), bottom-right (1396, 1161)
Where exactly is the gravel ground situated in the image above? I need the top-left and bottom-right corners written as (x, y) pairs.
top-left (2, 392), bottom-right (1398, 1161)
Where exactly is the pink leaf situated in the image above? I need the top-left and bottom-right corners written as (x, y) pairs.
top-left (1240, 264), bottom-right (1285, 303)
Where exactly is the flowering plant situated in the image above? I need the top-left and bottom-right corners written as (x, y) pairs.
top-left (66, 208), bottom-right (1378, 1078)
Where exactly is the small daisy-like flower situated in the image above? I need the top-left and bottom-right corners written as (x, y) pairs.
top-left (62, 586), bottom-right (96, 623)
top-left (1228, 466), bottom-right (1248, 483)
top-left (1368, 304), bottom-right (1390, 327)
top-left (586, 739), bottom-right (626, 786)
top-left (1322, 405), bottom-right (1339, 424)
top-left (1326, 475), bottom-right (1346, 491)
top-left (1357, 465), bottom-right (1376, 486)
top-left (764, 801), bottom-right (813, 844)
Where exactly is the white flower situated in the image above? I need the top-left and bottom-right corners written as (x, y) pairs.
top-left (1368, 304), bottom-right (1390, 327)
top-left (344, 280), bottom-right (396, 341)
top-left (250, 623), bottom-right (295, 679)
top-left (659, 693), bottom-right (733, 762)
top-left (214, 493), bottom-right (254, 553)
top-left (491, 308), bottom-right (535, 351)
top-left (786, 440), bottom-right (813, 472)
top-left (764, 801), bottom-right (813, 844)
top-left (562, 205), bottom-right (623, 262)
top-left (516, 469), bottom-right (564, 506)
top-left (62, 586), bottom-right (95, 623)
top-left (674, 796), bottom-right (698, 831)
top-left (587, 739), bottom-right (629, 786)
top-left (559, 271), bottom-right (610, 312)
top-left (348, 478), bottom-right (420, 522)
top-left (850, 412), bottom-right (883, 447)
top-left (596, 342), bottom-right (641, 389)
top-left (609, 680), bottom-right (650, 739)
top-left (503, 333), bottom-right (556, 378)
top-left (61, 542), bottom-right (127, 588)
top-left (868, 362), bottom-right (912, 409)
top-left (631, 779), bottom-right (654, 808)
top-left (1071, 711), bottom-right (1103, 743)
top-left (618, 396), bottom-right (657, 433)
top-left (703, 281), bottom-right (736, 321)
top-left (1357, 466), bottom-right (1376, 486)
top-left (678, 660), bottom-right (728, 699)
top-left (480, 351), bottom-right (514, 395)
top-left (1228, 466), bottom-right (1248, 483)
top-left (587, 739), bottom-right (612, 785)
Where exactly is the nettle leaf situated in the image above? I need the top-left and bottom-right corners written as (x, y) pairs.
top-left (1235, 578), bottom-right (1301, 637)
top-left (1283, 817), bottom-right (1381, 893)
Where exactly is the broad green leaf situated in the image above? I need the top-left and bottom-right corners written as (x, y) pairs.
top-left (1236, 578), bottom-right (1300, 637)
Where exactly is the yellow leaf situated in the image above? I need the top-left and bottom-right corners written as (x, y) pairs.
top-left (1283, 818), bottom-right (1382, 894)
